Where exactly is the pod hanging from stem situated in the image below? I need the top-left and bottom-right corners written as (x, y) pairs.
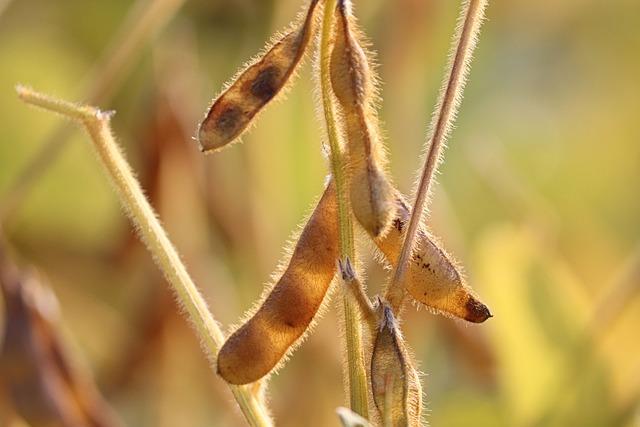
top-left (329, 0), bottom-right (394, 238)
top-left (379, 194), bottom-right (491, 322)
top-left (325, 182), bottom-right (491, 323)
top-left (371, 302), bottom-right (422, 427)
top-left (217, 182), bottom-right (339, 385)
top-left (198, 0), bottom-right (322, 152)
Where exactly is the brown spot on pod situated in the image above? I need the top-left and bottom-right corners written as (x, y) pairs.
top-left (249, 65), bottom-right (281, 102)
top-left (214, 104), bottom-right (243, 134)
top-left (216, 178), bottom-right (490, 386)
top-left (198, 0), bottom-right (321, 152)
top-left (374, 191), bottom-right (492, 323)
top-left (216, 182), bottom-right (339, 385)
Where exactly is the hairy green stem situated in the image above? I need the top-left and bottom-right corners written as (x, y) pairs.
top-left (319, 0), bottom-right (369, 418)
top-left (387, 0), bottom-right (488, 312)
top-left (16, 86), bottom-right (273, 427)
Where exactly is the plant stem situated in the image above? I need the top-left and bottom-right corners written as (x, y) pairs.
top-left (1, 0), bottom-right (185, 222)
top-left (319, 0), bottom-right (369, 418)
top-left (16, 86), bottom-right (273, 427)
top-left (321, 3), bottom-right (353, 258)
top-left (339, 259), bottom-right (378, 335)
top-left (387, 0), bottom-right (488, 312)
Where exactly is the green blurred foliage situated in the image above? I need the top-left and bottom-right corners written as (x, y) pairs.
top-left (1, 0), bottom-right (639, 426)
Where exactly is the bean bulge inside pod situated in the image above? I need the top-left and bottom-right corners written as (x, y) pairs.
top-left (217, 182), bottom-right (338, 385)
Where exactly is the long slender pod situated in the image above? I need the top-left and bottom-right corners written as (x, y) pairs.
top-left (307, 183), bottom-right (491, 323)
top-left (217, 182), bottom-right (339, 385)
top-left (329, 0), bottom-right (394, 237)
top-left (198, 0), bottom-right (322, 152)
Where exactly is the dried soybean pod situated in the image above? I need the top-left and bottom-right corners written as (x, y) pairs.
top-left (371, 303), bottom-right (421, 427)
top-left (329, 0), bottom-right (394, 237)
top-left (305, 181), bottom-right (490, 323)
top-left (198, 0), bottom-right (321, 152)
top-left (217, 182), bottom-right (339, 385)
top-left (375, 192), bottom-right (492, 323)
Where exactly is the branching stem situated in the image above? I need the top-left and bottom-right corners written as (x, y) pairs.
top-left (16, 86), bottom-right (273, 427)
top-left (1, 0), bottom-right (185, 222)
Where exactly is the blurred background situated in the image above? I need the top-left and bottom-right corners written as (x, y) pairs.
top-left (1, 0), bottom-right (639, 426)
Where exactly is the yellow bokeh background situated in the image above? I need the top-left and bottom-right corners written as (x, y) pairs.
top-left (1, 0), bottom-right (639, 426)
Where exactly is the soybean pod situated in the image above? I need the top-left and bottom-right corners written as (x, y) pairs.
top-left (217, 182), bottom-right (339, 385)
top-left (326, 183), bottom-right (491, 323)
top-left (376, 193), bottom-right (492, 323)
top-left (198, 0), bottom-right (321, 152)
top-left (216, 180), bottom-right (488, 386)
top-left (329, 0), bottom-right (394, 237)
top-left (371, 303), bottom-right (422, 427)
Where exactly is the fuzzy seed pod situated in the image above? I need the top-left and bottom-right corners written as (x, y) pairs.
top-left (198, 0), bottom-right (321, 152)
top-left (371, 303), bottom-right (421, 427)
top-left (329, 0), bottom-right (394, 237)
top-left (376, 194), bottom-right (492, 323)
top-left (217, 182), bottom-right (339, 385)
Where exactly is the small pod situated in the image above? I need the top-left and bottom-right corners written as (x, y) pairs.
top-left (375, 194), bottom-right (492, 323)
top-left (198, 0), bottom-right (321, 152)
top-left (371, 303), bottom-right (421, 427)
top-left (329, 0), bottom-right (394, 237)
top-left (217, 182), bottom-right (339, 385)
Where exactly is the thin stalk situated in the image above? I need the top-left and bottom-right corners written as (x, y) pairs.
top-left (387, 0), bottom-right (488, 311)
top-left (16, 86), bottom-right (273, 427)
top-left (1, 0), bottom-right (185, 222)
top-left (321, 1), bottom-right (354, 258)
top-left (319, 0), bottom-right (369, 418)
top-left (339, 258), bottom-right (378, 335)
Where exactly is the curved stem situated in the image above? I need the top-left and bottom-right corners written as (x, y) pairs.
top-left (1, 0), bottom-right (186, 222)
top-left (16, 86), bottom-right (273, 427)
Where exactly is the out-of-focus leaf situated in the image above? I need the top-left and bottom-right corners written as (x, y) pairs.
top-left (0, 245), bottom-right (122, 427)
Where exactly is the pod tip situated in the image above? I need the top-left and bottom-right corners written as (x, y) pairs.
top-left (464, 297), bottom-right (492, 323)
